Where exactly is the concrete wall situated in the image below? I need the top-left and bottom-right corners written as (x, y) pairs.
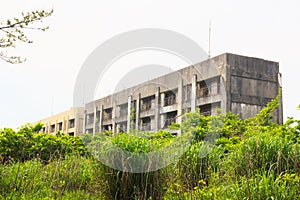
top-left (226, 53), bottom-right (282, 123)
top-left (37, 107), bottom-right (84, 136)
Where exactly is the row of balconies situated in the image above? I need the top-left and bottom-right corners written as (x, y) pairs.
top-left (85, 81), bottom-right (221, 129)
top-left (86, 102), bottom-right (216, 133)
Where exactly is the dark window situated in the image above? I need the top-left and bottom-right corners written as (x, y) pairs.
top-left (69, 132), bottom-right (74, 136)
top-left (50, 124), bottom-right (55, 133)
top-left (141, 117), bottom-right (152, 131)
top-left (141, 96), bottom-right (155, 112)
top-left (103, 108), bottom-right (113, 121)
top-left (87, 113), bottom-right (94, 124)
top-left (69, 119), bottom-right (75, 128)
top-left (164, 111), bottom-right (177, 128)
top-left (164, 92), bottom-right (176, 106)
top-left (119, 104), bottom-right (128, 117)
top-left (57, 122), bottom-right (63, 131)
top-left (199, 104), bottom-right (212, 116)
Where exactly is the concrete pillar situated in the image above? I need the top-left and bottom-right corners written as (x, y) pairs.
top-left (46, 122), bottom-right (49, 133)
top-left (99, 105), bottom-right (103, 133)
top-left (63, 119), bottom-right (66, 133)
top-left (177, 79), bottom-right (183, 136)
top-left (160, 92), bottom-right (165, 128)
top-left (220, 76), bottom-right (227, 115)
top-left (135, 94), bottom-right (140, 131)
top-left (127, 95), bottom-right (132, 133)
top-left (66, 117), bottom-right (69, 134)
top-left (225, 64), bottom-right (232, 113)
top-left (155, 87), bottom-right (160, 131)
top-left (112, 101), bottom-right (117, 133)
top-left (160, 92), bottom-right (165, 107)
top-left (74, 114), bottom-right (78, 136)
top-left (55, 120), bottom-right (57, 133)
top-left (278, 73), bottom-right (283, 124)
top-left (82, 110), bottom-right (86, 133)
top-left (93, 107), bottom-right (97, 136)
top-left (191, 74), bottom-right (197, 111)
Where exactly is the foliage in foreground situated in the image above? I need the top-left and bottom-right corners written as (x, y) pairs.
top-left (0, 93), bottom-right (300, 199)
top-left (0, 124), bottom-right (86, 164)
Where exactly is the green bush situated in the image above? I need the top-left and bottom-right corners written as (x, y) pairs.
top-left (0, 124), bottom-right (87, 163)
top-left (1, 91), bottom-right (300, 199)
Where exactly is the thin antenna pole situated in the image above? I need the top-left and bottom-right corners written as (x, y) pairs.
top-left (208, 20), bottom-right (212, 59)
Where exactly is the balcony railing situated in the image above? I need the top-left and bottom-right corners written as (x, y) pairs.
top-left (164, 117), bottom-right (176, 128)
top-left (87, 118), bottom-right (94, 125)
top-left (200, 111), bottom-right (211, 116)
top-left (141, 122), bottom-right (153, 131)
top-left (141, 102), bottom-right (153, 112)
top-left (164, 95), bottom-right (176, 106)
top-left (119, 109), bottom-right (128, 117)
top-left (103, 112), bottom-right (112, 121)
top-left (197, 84), bottom-right (220, 98)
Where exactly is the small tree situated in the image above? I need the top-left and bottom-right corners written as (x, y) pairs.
top-left (0, 9), bottom-right (53, 64)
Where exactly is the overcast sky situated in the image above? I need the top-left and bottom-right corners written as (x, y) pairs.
top-left (0, 0), bottom-right (299, 129)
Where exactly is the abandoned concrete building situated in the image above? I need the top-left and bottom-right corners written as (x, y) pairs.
top-left (83, 53), bottom-right (283, 135)
top-left (37, 107), bottom-right (84, 136)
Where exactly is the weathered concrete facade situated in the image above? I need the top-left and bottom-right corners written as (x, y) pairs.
top-left (83, 53), bottom-right (283, 135)
top-left (37, 107), bottom-right (84, 136)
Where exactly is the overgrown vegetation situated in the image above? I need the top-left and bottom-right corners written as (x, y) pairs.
top-left (1, 93), bottom-right (299, 199)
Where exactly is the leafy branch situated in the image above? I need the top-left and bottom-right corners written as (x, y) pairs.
top-left (0, 9), bottom-right (53, 64)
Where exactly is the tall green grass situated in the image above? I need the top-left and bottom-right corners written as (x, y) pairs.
top-left (1, 92), bottom-right (300, 199)
top-left (0, 155), bottom-right (107, 199)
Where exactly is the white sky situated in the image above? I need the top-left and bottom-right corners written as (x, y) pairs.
top-left (0, 0), bottom-right (300, 128)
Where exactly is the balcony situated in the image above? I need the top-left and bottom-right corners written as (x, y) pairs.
top-left (140, 99), bottom-right (155, 118)
top-left (119, 108), bottom-right (127, 117)
top-left (200, 111), bottom-right (211, 117)
top-left (197, 84), bottom-right (220, 98)
top-left (141, 122), bottom-right (153, 131)
top-left (164, 117), bottom-right (176, 128)
top-left (87, 114), bottom-right (94, 125)
top-left (141, 101), bottom-right (154, 112)
top-left (164, 95), bottom-right (176, 106)
top-left (103, 112), bottom-right (112, 121)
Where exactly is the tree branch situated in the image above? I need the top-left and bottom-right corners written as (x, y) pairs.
top-left (0, 9), bottom-right (53, 64)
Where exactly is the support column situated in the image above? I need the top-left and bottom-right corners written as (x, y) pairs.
top-left (112, 101), bottom-right (117, 134)
top-left (191, 74), bottom-right (197, 111)
top-left (93, 107), bottom-right (97, 136)
top-left (63, 118), bottom-right (67, 133)
top-left (55, 120), bottom-right (57, 133)
top-left (160, 92), bottom-right (165, 128)
top-left (177, 79), bottom-right (183, 136)
top-left (225, 64), bottom-right (231, 114)
top-left (127, 95), bottom-right (132, 133)
top-left (99, 105), bottom-right (103, 133)
top-left (135, 94), bottom-right (140, 131)
top-left (66, 117), bottom-right (69, 134)
top-left (155, 87), bottom-right (160, 131)
top-left (82, 110), bottom-right (86, 133)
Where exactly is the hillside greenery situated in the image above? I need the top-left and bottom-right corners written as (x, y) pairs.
top-left (0, 93), bottom-right (299, 199)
